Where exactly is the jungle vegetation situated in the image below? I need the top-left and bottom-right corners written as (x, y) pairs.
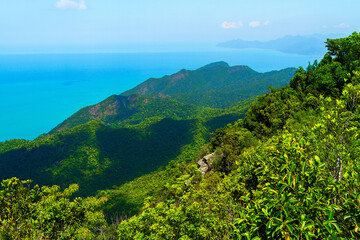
top-left (1, 33), bottom-right (360, 239)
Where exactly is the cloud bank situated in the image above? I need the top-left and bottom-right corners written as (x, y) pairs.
top-left (55, 0), bottom-right (87, 10)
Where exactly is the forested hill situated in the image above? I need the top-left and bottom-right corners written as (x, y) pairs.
top-left (1, 60), bottom-right (294, 198)
top-left (1, 95), bottom-right (252, 197)
top-left (121, 61), bottom-right (296, 108)
top-left (50, 62), bottom-right (295, 133)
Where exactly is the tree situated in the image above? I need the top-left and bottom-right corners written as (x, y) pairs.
top-left (0, 177), bottom-right (107, 240)
top-left (326, 32), bottom-right (360, 71)
top-left (313, 75), bottom-right (360, 186)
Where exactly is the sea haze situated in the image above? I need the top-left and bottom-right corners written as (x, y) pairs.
top-left (0, 49), bottom-right (321, 142)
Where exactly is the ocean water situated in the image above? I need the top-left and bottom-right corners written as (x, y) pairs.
top-left (0, 49), bottom-right (321, 142)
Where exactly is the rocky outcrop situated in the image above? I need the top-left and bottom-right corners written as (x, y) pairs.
top-left (197, 153), bottom-right (215, 175)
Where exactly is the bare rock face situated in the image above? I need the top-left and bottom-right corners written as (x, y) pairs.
top-left (197, 153), bottom-right (215, 175)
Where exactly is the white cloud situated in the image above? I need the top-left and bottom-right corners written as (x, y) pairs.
top-left (322, 25), bottom-right (328, 29)
top-left (55, 0), bottom-right (87, 10)
top-left (263, 20), bottom-right (271, 26)
top-left (249, 21), bottom-right (261, 28)
top-left (222, 21), bottom-right (237, 29)
top-left (334, 23), bottom-right (350, 29)
top-left (221, 21), bottom-right (245, 29)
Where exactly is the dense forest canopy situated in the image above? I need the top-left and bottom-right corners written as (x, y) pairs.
top-left (1, 33), bottom-right (360, 239)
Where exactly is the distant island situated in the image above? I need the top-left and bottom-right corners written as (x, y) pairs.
top-left (217, 34), bottom-right (345, 55)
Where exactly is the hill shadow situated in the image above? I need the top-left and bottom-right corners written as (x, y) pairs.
top-left (78, 118), bottom-right (197, 196)
top-left (0, 118), bottom-right (196, 197)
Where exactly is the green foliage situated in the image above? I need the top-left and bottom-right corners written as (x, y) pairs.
top-left (241, 33), bottom-right (360, 142)
top-left (326, 32), bottom-right (360, 70)
top-left (0, 139), bottom-right (30, 152)
top-left (230, 84), bottom-right (360, 237)
top-left (0, 118), bottom-right (198, 197)
top-left (117, 172), bottom-right (237, 240)
top-left (117, 33), bottom-right (360, 239)
top-left (244, 86), bottom-right (302, 138)
top-left (290, 32), bottom-right (360, 99)
top-left (230, 130), bottom-right (359, 239)
top-left (290, 60), bottom-right (348, 97)
top-left (119, 86), bottom-right (360, 238)
top-left (0, 177), bottom-right (106, 239)
top-left (96, 100), bottom-right (252, 218)
top-left (97, 120), bottom-right (211, 217)
top-left (210, 121), bottom-right (258, 174)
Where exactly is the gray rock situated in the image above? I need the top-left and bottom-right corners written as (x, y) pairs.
top-left (197, 153), bottom-right (215, 175)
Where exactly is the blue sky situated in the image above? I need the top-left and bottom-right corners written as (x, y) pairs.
top-left (0, 0), bottom-right (359, 50)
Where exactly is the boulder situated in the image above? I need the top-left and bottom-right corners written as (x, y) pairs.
top-left (197, 153), bottom-right (215, 175)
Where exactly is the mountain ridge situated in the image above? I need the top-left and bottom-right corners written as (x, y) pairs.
top-left (121, 61), bottom-right (296, 108)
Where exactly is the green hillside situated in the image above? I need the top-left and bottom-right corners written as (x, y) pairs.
top-left (122, 61), bottom-right (296, 108)
top-left (115, 32), bottom-right (360, 239)
top-left (1, 119), bottom-right (194, 195)
top-left (1, 96), bottom-right (251, 197)
top-left (50, 62), bottom-right (295, 134)
top-left (50, 95), bottom-right (205, 133)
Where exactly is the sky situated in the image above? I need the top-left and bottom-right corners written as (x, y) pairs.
top-left (0, 0), bottom-right (359, 52)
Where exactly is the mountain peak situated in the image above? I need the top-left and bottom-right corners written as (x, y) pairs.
top-left (201, 61), bottom-right (229, 69)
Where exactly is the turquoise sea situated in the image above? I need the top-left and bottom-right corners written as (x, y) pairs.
top-left (0, 49), bottom-right (321, 142)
